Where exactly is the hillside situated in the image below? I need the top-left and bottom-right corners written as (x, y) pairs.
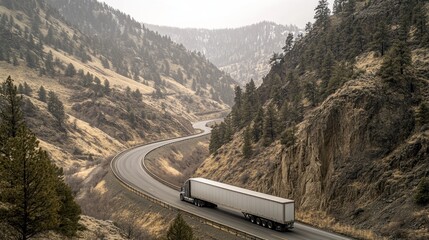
top-left (46, 0), bottom-right (235, 106)
top-left (0, 0), bottom-right (234, 237)
top-left (198, 0), bottom-right (429, 239)
top-left (148, 22), bottom-right (302, 86)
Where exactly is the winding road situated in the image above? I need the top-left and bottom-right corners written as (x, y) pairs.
top-left (111, 120), bottom-right (352, 240)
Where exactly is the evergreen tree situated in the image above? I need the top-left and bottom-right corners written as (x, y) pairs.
top-left (38, 86), bottom-right (47, 102)
top-left (132, 89), bottom-right (143, 102)
top-left (242, 127), bottom-right (252, 159)
top-left (0, 127), bottom-right (60, 240)
top-left (166, 213), bottom-right (194, 240)
top-left (55, 178), bottom-right (81, 237)
top-left (333, 0), bottom-right (343, 14)
top-left (64, 63), bottom-right (76, 77)
top-left (282, 33), bottom-right (294, 54)
top-left (281, 127), bottom-right (296, 147)
top-left (379, 40), bottom-right (412, 83)
top-left (373, 19), bottom-right (389, 56)
top-left (252, 106), bottom-right (264, 142)
top-left (47, 91), bottom-right (66, 126)
top-left (231, 86), bottom-right (243, 129)
top-left (103, 79), bottom-right (111, 94)
top-left (262, 104), bottom-right (278, 146)
top-left (305, 22), bottom-right (313, 33)
top-left (45, 51), bottom-right (55, 76)
top-left (304, 81), bottom-right (318, 107)
top-left (0, 77), bottom-right (81, 239)
top-left (209, 124), bottom-right (221, 154)
top-left (0, 76), bottom-right (24, 142)
top-left (414, 177), bottom-right (429, 205)
top-left (242, 79), bottom-right (258, 125)
top-left (18, 83), bottom-right (24, 94)
top-left (25, 50), bottom-right (37, 69)
top-left (314, 0), bottom-right (331, 29)
top-left (23, 82), bottom-right (32, 96)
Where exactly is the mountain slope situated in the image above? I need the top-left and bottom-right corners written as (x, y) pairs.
top-left (197, 0), bottom-right (429, 239)
top-left (0, 0), bottom-right (236, 238)
top-left (148, 22), bottom-right (302, 86)
top-left (46, 0), bottom-right (235, 106)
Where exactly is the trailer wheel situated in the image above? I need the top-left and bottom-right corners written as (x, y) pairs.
top-left (250, 216), bottom-right (255, 223)
top-left (194, 200), bottom-right (198, 206)
top-left (261, 219), bottom-right (267, 227)
top-left (256, 218), bottom-right (261, 225)
top-left (267, 221), bottom-right (273, 229)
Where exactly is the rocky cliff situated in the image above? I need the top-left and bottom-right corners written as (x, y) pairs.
top-left (196, 0), bottom-right (429, 239)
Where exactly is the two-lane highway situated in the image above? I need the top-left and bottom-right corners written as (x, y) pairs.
top-left (111, 120), bottom-right (352, 240)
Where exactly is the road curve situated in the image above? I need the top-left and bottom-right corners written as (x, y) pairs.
top-left (111, 120), bottom-right (352, 240)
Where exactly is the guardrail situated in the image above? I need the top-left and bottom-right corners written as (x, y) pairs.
top-left (110, 123), bottom-right (266, 240)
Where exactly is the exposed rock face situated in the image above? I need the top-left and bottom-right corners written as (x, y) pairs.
top-left (196, 77), bottom-right (429, 238)
top-left (271, 78), bottom-right (415, 210)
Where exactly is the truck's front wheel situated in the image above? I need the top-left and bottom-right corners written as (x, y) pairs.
top-left (180, 194), bottom-right (184, 201)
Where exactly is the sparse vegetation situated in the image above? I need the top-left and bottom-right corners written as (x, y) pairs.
top-left (0, 76), bottom-right (81, 239)
top-left (414, 177), bottom-right (429, 205)
top-left (166, 213), bottom-right (195, 240)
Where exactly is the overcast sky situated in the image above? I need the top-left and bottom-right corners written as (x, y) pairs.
top-left (100, 0), bottom-right (332, 29)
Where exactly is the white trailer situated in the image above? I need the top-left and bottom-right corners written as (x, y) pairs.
top-left (180, 178), bottom-right (294, 231)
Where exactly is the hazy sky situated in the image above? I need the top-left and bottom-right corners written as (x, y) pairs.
top-left (100, 0), bottom-right (331, 29)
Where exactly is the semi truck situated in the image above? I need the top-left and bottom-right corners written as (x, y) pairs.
top-left (179, 178), bottom-right (295, 231)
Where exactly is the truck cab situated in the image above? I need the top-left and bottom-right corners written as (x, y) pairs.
top-left (180, 180), bottom-right (193, 203)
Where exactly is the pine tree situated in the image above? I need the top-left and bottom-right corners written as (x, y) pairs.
top-left (379, 40), bottom-right (412, 83)
top-left (18, 83), bottom-right (24, 94)
top-left (45, 51), bottom-right (55, 76)
top-left (0, 76), bottom-right (24, 142)
top-left (414, 177), bottom-right (429, 205)
top-left (262, 104), bottom-right (278, 146)
top-left (55, 177), bottom-right (81, 237)
top-left (23, 82), bottom-right (32, 96)
top-left (282, 33), bottom-right (294, 54)
top-left (333, 0), bottom-right (343, 14)
top-left (38, 86), bottom-right (47, 102)
top-left (0, 127), bottom-right (60, 240)
top-left (242, 79), bottom-right (258, 125)
top-left (281, 127), bottom-right (296, 147)
top-left (0, 77), bottom-right (81, 239)
top-left (103, 79), bottom-right (111, 94)
top-left (252, 106), bottom-right (264, 142)
top-left (64, 63), bottom-right (76, 77)
top-left (47, 91), bottom-right (66, 126)
top-left (373, 19), bottom-right (389, 56)
top-left (242, 127), bottom-right (252, 159)
top-left (314, 0), bottom-right (331, 30)
top-left (166, 213), bottom-right (194, 240)
top-left (231, 86), bottom-right (243, 129)
top-left (209, 124), bottom-right (221, 154)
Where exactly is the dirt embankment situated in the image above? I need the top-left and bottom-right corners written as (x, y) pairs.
top-left (69, 155), bottom-right (240, 240)
top-left (145, 134), bottom-right (211, 187)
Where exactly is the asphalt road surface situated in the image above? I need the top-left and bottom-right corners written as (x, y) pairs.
top-left (111, 120), bottom-right (352, 240)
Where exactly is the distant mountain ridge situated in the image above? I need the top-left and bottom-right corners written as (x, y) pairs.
top-left (147, 21), bottom-right (303, 86)
top-left (47, 0), bottom-right (235, 106)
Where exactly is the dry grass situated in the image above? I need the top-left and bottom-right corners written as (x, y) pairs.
top-left (297, 211), bottom-right (385, 240)
top-left (355, 51), bottom-right (383, 75)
